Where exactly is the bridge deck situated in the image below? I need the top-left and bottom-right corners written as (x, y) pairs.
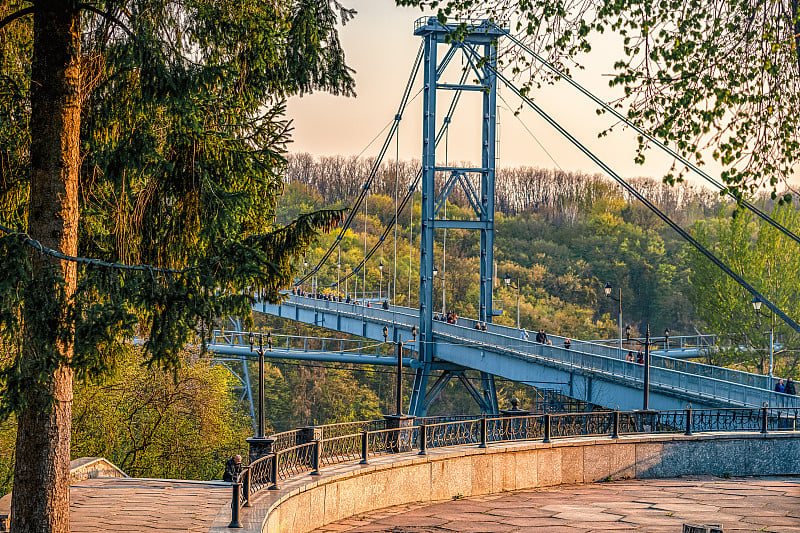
top-left (249, 295), bottom-right (799, 411)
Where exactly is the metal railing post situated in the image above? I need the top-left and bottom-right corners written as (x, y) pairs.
top-left (418, 424), bottom-right (427, 455)
top-left (761, 404), bottom-right (769, 434)
top-left (360, 431), bottom-right (369, 464)
top-left (685, 405), bottom-right (693, 436)
top-left (612, 410), bottom-right (619, 439)
top-left (242, 468), bottom-right (250, 507)
top-left (479, 417), bottom-right (487, 448)
top-left (543, 414), bottom-right (551, 443)
top-left (228, 482), bottom-right (242, 528)
top-left (269, 453), bottom-right (278, 490)
top-left (311, 439), bottom-right (321, 475)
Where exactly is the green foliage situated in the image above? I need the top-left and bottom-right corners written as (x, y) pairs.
top-left (689, 204), bottom-right (800, 377)
top-left (0, 0), bottom-right (356, 419)
top-left (0, 208), bottom-right (345, 418)
top-left (0, 345), bottom-right (249, 494)
top-left (0, 416), bottom-right (15, 496)
top-left (287, 156), bottom-right (703, 342)
top-left (397, 0), bottom-right (800, 200)
top-left (71, 345), bottom-right (250, 480)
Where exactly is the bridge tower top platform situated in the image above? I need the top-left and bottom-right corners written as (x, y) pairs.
top-left (413, 17), bottom-right (509, 41)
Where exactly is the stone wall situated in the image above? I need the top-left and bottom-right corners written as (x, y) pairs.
top-left (260, 433), bottom-right (800, 533)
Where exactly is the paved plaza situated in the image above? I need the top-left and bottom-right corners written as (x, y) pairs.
top-left (312, 476), bottom-right (800, 533)
top-left (67, 477), bottom-right (230, 532)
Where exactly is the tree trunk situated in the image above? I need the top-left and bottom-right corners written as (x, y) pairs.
top-left (11, 2), bottom-right (80, 532)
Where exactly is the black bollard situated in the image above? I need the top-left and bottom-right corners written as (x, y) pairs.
top-left (360, 431), bottom-right (369, 465)
top-left (228, 482), bottom-right (242, 528)
top-left (543, 414), bottom-right (551, 443)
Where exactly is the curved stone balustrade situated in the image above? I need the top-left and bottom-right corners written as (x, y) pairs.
top-left (213, 432), bottom-right (800, 532)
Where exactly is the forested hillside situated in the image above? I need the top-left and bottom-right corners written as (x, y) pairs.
top-left (3, 154), bottom-right (795, 494)
top-left (282, 153), bottom-right (727, 337)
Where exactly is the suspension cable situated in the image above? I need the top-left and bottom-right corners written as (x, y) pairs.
top-left (363, 184), bottom-right (368, 300)
top-left (461, 44), bottom-right (800, 335)
top-left (442, 126), bottom-right (448, 315)
top-left (504, 32), bottom-right (800, 247)
top-left (332, 62), bottom-right (471, 290)
top-left (295, 42), bottom-right (424, 287)
top-left (408, 182), bottom-right (414, 306)
top-left (393, 119), bottom-right (400, 304)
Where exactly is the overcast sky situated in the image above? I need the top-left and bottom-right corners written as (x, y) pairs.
top-left (285, 0), bottom-right (721, 183)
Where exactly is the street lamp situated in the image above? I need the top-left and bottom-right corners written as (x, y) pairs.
top-left (383, 325), bottom-right (418, 415)
top-left (432, 266), bottom-right (445, 314)
top-left (302, 258), bottom-right (309, 294)
top-left (504, 273), bottom-right (521, 330)
top-left (604, 282), bottom-right (623, 358)
top-left (751, 296), bottom-right (774, 377)
top-left (627, 324), bottom-right (654, 410)
top-left (379, 261), bottom-right (384, 300)
top-left (337, 260), bottom-right (341, 299)
top-left (248, 330), bottom-right (272, 439)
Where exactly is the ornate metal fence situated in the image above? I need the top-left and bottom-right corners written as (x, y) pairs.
top-left (228, 407), bottom-right (800, 527)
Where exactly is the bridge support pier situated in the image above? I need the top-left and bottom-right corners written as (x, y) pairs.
top-left (409, 363), bottom-right (432, 417)
top-left (409, 367), bottom-right (500, 416)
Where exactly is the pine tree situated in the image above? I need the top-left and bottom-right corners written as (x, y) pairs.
top-left (0, 1), bottom-right (356, 531)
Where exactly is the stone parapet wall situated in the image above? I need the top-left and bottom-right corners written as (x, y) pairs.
top-left (259, 432), bottom-right (800, 533)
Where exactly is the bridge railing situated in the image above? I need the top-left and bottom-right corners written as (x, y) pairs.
top-left (265, 296), bottom-right (798, 408)
top-left (430, 319), bottom-right (797, 408)
top-left (229, 406), bottom-right (799, 525)
top-left (210, 329), bottom-right (385, 357)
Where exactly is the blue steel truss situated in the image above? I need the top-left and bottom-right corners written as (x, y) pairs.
top-left (412, 18), bottom-right (508, 417)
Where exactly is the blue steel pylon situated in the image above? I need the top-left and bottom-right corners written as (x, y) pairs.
top-left (408, 17), bottom-right (507, 417)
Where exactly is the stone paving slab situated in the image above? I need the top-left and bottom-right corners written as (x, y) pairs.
top-left (66, 477), bottom-right (230, 532)
top-left (311, 476), bottom-right (800, 532)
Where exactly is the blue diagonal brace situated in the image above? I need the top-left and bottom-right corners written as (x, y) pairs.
top-left (457, 173), bottom-right (484, 218)
top-left (434, 172), bottom-right (460, 218)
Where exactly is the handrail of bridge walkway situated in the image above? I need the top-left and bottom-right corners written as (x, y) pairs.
top-left (227, 406), bottom-right (799, 526)
top-left (210, 330), bottom-right (385, 357)
top-left (256, 294), bottom-right (798, 409)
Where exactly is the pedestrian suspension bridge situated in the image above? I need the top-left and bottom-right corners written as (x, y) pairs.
top-left (209, 18), bottom-right (800, 417)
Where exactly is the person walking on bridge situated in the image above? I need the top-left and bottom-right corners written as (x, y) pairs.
top-left (785, 378), bottom-right (796, 395)
top-left (775, 379), bottom-right (786, 393)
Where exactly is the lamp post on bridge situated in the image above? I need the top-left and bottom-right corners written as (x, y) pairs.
top-left (432, 265), bottom-right (445, 315)
top-left (604, 282), bottom-right (623, 358)
top-left (751, 296), bottom-right (775, 377)
top-left (379, 261), bottom-right (384, 301)
top-left (383, 325), bottom-right (418, 415)
top-left (248, 331), bottom-right (272, 439)
top-left (627, 324), bottom-right (653, 410)
top-left (503, 273), bottom-right (520, 330)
